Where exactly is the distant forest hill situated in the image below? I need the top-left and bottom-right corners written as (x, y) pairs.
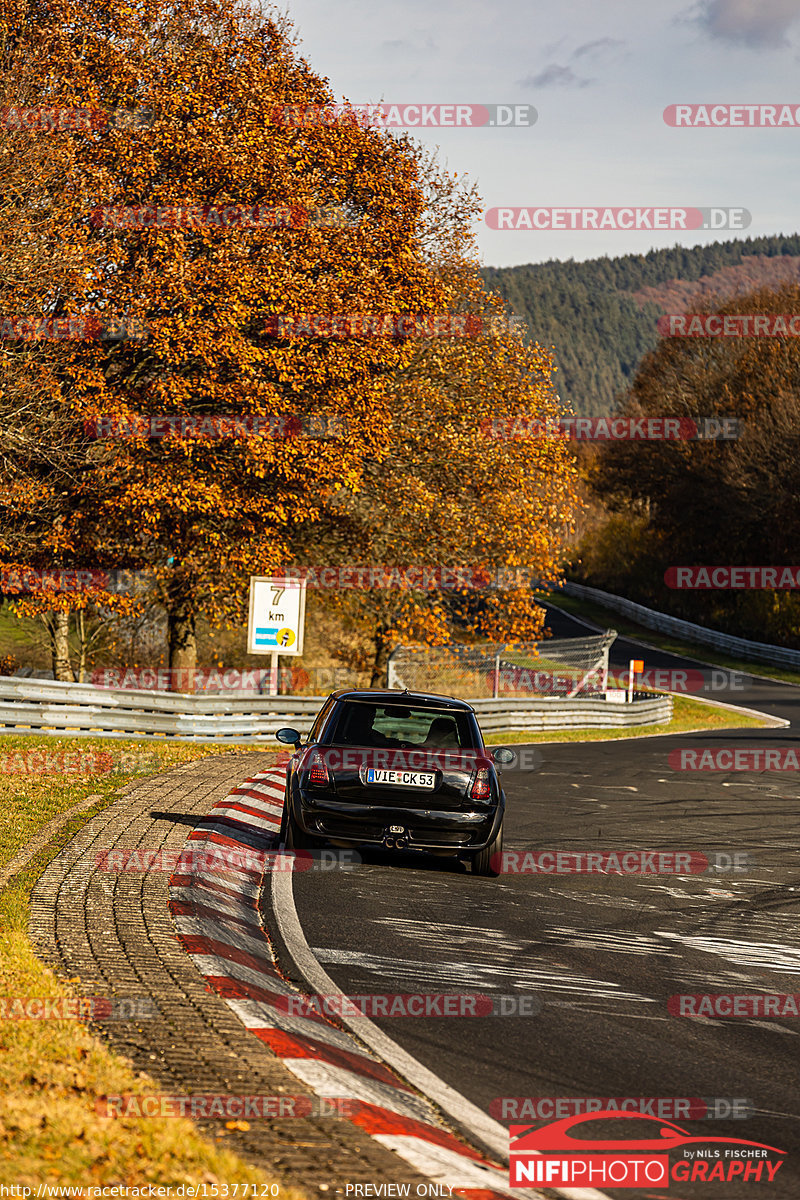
top-left (481, 234), bottom-right (800, 418)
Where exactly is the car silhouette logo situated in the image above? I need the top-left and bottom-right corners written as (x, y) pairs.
top-left (511, 1111), bottom-right (785, 1155)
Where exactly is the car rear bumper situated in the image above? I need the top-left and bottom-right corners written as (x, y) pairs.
top-left (292, 788), bottom-right (503, 852)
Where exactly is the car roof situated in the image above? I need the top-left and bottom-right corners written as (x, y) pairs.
top-left (329, 688), bottom-right (474, 712)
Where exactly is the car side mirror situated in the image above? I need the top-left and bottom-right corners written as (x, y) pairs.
top-left (276, 726), bottom-right (302, 749)
top-left (491, 746), bottom-right (516, 765)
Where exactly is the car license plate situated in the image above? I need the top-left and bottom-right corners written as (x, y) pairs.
top-left (366, 768), bottom-right (435, 788)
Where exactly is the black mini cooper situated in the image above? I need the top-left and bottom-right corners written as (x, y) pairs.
top-left (276, 688), bottom-right (512, 876)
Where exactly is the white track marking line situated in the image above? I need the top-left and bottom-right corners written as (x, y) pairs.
top-left (172, 913), bottom-right (270, 955)
top-left (373, 1135), bottom-right (513, 1193)
top-left (280, 1058), bottom-right (444, 1124)
top-left (169, 883), bottom-right (260, 913)
top-left (270, 868), bottom-right (612, 1200)
top-left (225, 997), bottom-right (387, 1055)
top-left (184, 953), bottom-right (287, 988)
top-left (208, 806), bottom-right (280, 828)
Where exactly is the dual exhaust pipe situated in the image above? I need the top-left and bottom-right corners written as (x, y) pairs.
top-left (383, 833), bottom-right (409, 850)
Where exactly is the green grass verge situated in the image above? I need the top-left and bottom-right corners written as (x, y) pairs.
top-left (535, 589), bottom-right (800, 688)
top-left (0, 736), bottom-right (304, 1195)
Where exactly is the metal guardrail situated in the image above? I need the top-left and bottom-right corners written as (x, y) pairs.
top-left (562, 582), bottom-right (800, 669)
top-left (472, 695), bottom-right (672, 732)
top-left (0, 677), bottom-right (322, 741)
top-left (0, 675), bottom-right (672, 740)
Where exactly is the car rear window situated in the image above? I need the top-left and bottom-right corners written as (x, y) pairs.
top-left (307, 695), bottom-right (336, 744)
top-left (327, 701), bottom-right (477, 750)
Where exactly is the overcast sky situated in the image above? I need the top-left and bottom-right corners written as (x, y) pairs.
top-left (275, 0), bottom-right (800, 268)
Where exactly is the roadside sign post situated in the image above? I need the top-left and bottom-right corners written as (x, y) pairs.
top-left (247, 576), bottom-right (307, 696)
top-left (628, 658), bottom-right (644, 704)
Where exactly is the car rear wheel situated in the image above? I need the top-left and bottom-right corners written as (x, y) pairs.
top-left (278, 792), bottom-right (289, 845)
top-left (283, 799), bottom-right (318, 850)
top-left (470, 817), bottom-right (503, 877)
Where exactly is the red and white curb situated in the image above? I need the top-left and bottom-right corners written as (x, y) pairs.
top-left (168, 767), bottom-right (603, 1200)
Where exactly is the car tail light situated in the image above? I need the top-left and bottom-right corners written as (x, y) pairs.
top-left (308, 753), bottom-right (329, 786)
top-left (470, 767), bottom-right (491, 801)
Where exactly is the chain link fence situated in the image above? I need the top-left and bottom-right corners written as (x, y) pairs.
top-left (387, 631), bottom-right (617, 699)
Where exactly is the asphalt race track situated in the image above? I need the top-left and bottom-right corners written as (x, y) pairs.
top-left (280, 607), bottom-right (800, 1200)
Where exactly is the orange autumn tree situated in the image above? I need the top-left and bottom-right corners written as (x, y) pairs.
top-left (292, 159), bottom-right (580, 683)
top-left (0, 36), bottom-right (138, 677)
top-left (0, 0), bottom-right (449, 685)
top-left (297, 288), bottom-right (578, 684)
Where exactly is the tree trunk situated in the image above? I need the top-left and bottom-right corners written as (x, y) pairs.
top-left (52, 609), bottom-right (74, 681)
top-left (370, 626), bottom-right (391, 688)
top-left (167, 584), bottom-right (197, 693)
top-left (76, 608), bottom-right (86, 683)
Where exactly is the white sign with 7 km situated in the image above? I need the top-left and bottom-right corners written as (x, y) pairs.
top-left (247, 576), bottom-right (306, 656)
